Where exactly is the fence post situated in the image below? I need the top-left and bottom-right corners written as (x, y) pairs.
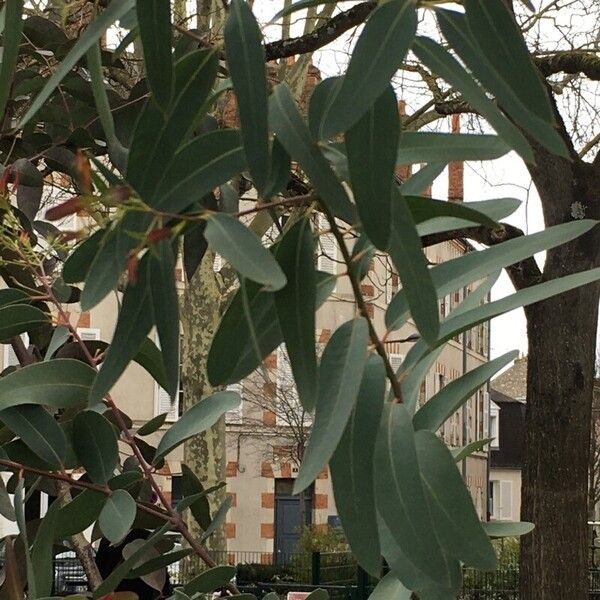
top-left (311, 551), bottom-right (321, 586)
top-left (356, 565), bottom-right (369, 600)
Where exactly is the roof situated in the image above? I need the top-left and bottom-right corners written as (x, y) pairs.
top-left (491, 356), bottom-right (527, 400)
top-left (490, 388), bottom-right (523, 405)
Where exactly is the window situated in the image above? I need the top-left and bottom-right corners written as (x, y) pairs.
top-left (317, 215), bottom-right (337, 289)
top-left (276, 346), bottom-right (308, 426)
top-left (77, 328), bottom-right (100, 342)
top-left (3, 333), bottom-right (29, 369)
top-left (490, 480), bottom-right (513, 520)
top-left (385, 259), bottom-right (399, 304)
top-left (154, 334), bottom-right (183, 422)
top-left (225, 382), bottom-right (243, 424)
top-left (490, 401), bottom-right (500, 448)
top-left (171, 475), bottom-right (182, 509)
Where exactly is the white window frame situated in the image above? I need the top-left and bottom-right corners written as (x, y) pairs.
top-left (491, 479), bottom-right (513, 520)
top-left (225, 382), bottom-right (243, 424)
top-left (317, 215), bottom-right (337, 290)
top-left (489, 400), bottom-right (500, 448)
top-left (154, 332), bottom-right (181, 422)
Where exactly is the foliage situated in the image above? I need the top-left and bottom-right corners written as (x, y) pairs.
top-left (0, 0), bottom-right (597, 599)
top-left (294, 525), bottom-right (349, 555)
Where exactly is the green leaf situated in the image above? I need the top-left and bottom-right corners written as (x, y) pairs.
top-left (183, 566), bottom-right (236, 596)
top-left (400, 265), bottom-right (600, 379)
top-left (270, 0), bottom-right (342, 21)
top-left (137, 413), bottom-right (168, 437)
top-left (413, 351), bottom-right (518, 432)
top-left (62, 229), bottom-right (105, 284)
top-left (294, 318), bottom-right (368, 493)
top-left (176, 482), bottom-right (226, 513)
top-left (453, 438), bottom-right (492, 463)
top-left (0, 475), bottom-right (15, 521)
top-left (31, 499), bottom-right (60, 597)
top-left (89, 257), bottom-right (153, 404)
top-left (416, 198), bottom-right (521, 238)
top-left (263, 137), bottom-right (291, 198)
top-left (274, 219), bottom-right (317, 410)
top-left (0, 405), bottom-right (67, 469)
top-left (93, 522), bottom-right (171, 598)
top-left (54, 489), bottom-right (105, 539)
top-left (407, 195), bottom-right (502, 228)
top-left (208, 271), bottom-right (335, 386)
top-left (127, 49), bottom-right (219, 200)
top-left (3, 536), bottom-right (24, 600)
top-left (135, 337), bottom-right (170, 392)
top-left (0, 305), bottom-right (48, 340)
top-left (388, 189), bottom-right (439, 346)
top-left (73, 411), bottom-right (118, 484)
top-left (386, 219), bottom-right (598, 330)
top-left (464, 0), bottom-right (551, 122)
top-left (436, 8), bottom-right (568, 157)
top-left (155, 391), bottom-right (240, 459)
top-left (330, 355), bottom-right (385, 576)
top-left (412, 36), bottom-right (533, 163)
top-left (19, 0), bottom-right (136, 127)
top-left (415, 430), bottom-right (497, 570)
top-left (346, 86), bottom-right (399, 249)
top-left (13, 478), bottom-right (35, 599)
top-left (86, 42), bottom-right (128, 170)
top-left (137, 0), bottom-right (173, 111)
top-left (200, 495), bottom-right (232, 542)
top-left (148, 242), bottom-right (179, 399)
top-left (400, 162), bottom-right (446, 196)
top-left (374, 404), bottom-right (450, 585)
top-left (304, 591), bottom-right (328, 600)
top-left (369, 573), bottom-right (411, 600)
top-left (308, 77), bottom-right (342, 141)
top-left (205, 213), bottom-right (286, 291)
top-left (99, 489), bottom-right (137, 544)
top-left (225, 0), bottom-right (269, 194)
top-left (154, 129), bottom-right (246, 212)
top-left (483, 521), bottom-right (535, 538)
top-left (319, 0), bottom-right (417, 138)
top-left (44, 325), bottom-right (70, 361)
top-left (0, 289), bottom-right (29, 307)
top-left (0, 359), bottom-right (95, 411)
top-left (129, 548), bottom-right (193, 578)
top-left (269, 84), bottom-right (356, 224)
top-left (180, 463), bottom-right (211, 529)
top-left (397, 132), bottom-right (510, 164)
top-left (109, 471), bottom-right (143, 492)
top-left (0, 0), bottom-right (23, 121)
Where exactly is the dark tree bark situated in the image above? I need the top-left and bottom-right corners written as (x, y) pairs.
top-left (519, 127), bottom-right (600, 599)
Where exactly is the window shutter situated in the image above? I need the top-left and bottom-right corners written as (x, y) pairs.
top-left (77, 328), bottom-right (100, 341)
top-left (225, 382), bottom-right (243, 424)
top-left (387, 354), bottom-right (404, 393)
top-left (483, 391), bottom-right (490, 439)
top-left (500, 481), bottom-right (513, 519)
top-left (317, 216), bottom-right (336, 285)
top-left (154, 332), bottom-right (180, 422)
top-left (3, 333), bottom-right (29, 369)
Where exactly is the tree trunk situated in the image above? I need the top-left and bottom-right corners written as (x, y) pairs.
top-left (180, 255), bottom-right (227, 577)
top-left (520, 282), bottom-right (600, 599)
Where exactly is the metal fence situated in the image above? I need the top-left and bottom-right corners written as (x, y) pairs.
top-left (49, 550), bottom-right (600, 598)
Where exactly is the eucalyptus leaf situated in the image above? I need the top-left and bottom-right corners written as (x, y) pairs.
top-left (99, 489), bottom-right (137, 544)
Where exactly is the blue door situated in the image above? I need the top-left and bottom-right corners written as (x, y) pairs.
top-left (274, 479), bottom-right (313, 563)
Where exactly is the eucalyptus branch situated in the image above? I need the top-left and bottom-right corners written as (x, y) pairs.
top-left (322, 206), bottom-right (404, 403)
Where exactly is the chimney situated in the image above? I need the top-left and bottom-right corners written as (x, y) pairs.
top-left (448, 114), bottom-right (464, 202)
top-left (395, 100), bottom-right (412, 182)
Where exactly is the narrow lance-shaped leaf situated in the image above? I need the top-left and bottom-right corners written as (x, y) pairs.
top-left (180, 463), bottom-right (212, 530)
top-left (204, 213), bottom-right (286, 292)
top-left (200, 495), bottom-right (232, 542)
top-left (137, 0), bottom-right (174, 111)
top-left (274, 219), bottom-right (318, 411)
top-left (369, 573), bottom-right (412, 600)
top-left (483, 521), bottom-right (534, 538)
top-left (183, 566), bottom-right (236, 596)
top-left (346, 86), bottom-right (399, 250)
top-left (413, 351), bottom-right (518, 432)
top-left (412, 36), bottom-right (533, 163)
top-left (0, 305), bottom-right (49, 340)
top-left (319, 0), bottom-right (417, 139)
top-left (89, 254), bottom-right (154, 404)
top-left (31, 499), bottom-right (61, 597)
top-left (54, 489), bottom-right (105, 539)
top-left (294, 318), bottom-right (369, 493)
top-left (13, 478), bottom-right (36, 599)
top-left (374, 404), bottom-right (450, 585)
top-left (155, 391), bottom-right (240, 459)
top-left (330, 355), bottom-right (385, 576)
top-left (269, 83), bottom-right (356, 225)
top-left (73, 410), bottom-right (118, 484)
top-left (148, 241), bottom-right (179, 400)
top-left (19, 0), bottom-right (136, 127)
top-left (225, 0), bottom-right (270, 194)
top-left (415, 430), bottom-right (498, 570)
top-left (0, 0), bottom-right (23, 121)
top-left (99, 489), bottom-right (137, 544)
top-left (453, 438), bottom-right (493, 463)
top-left (0, 476), bottom-right (15, 521)
top-left (388, 188), bottom-right (439, 345)
top-left (386, 219), bottom-right (598, 331)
